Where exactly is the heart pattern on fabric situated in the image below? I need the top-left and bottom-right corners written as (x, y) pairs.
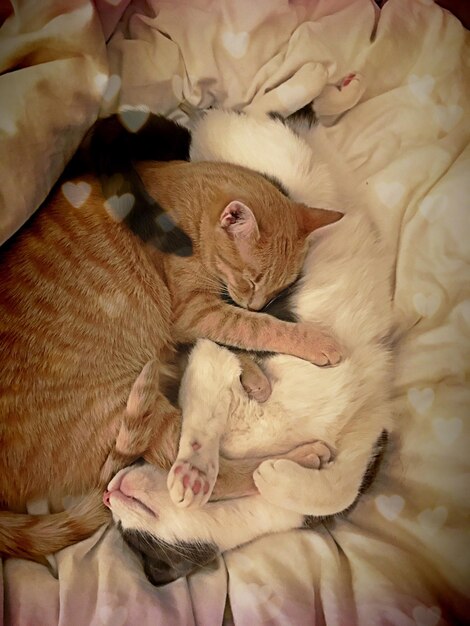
top-left (103, 74), bottom-right (122, 103)
top-left (97, 603), bottom-right (128, 624)
top-left (61, 181), bottom-right (91, 208)
top-left (94, 72), bottom-right (109, 95)
top-left (407, 387), bottom-right (434, 415)
top-left (118, 106), bottom-right (150, 133)
top-left (222, 31), bottom-right (249, 58)
top-left (432, 417), bottom-right (463, 446)
top-left (413, 292), bottom-right (441, 317)
top-left (417, 506), bottom-right (448, 534)
top-left (419, 194), bottom-right (448, 222)
top-left (375, 181), bottom-right (405, 208)
top-left (104, 193), bottom-right (135, 221)
top-left (408, 74), bottom-right (435, 103)
top-left (0, 115), bottom-right (17, 135)
top-left (412, 605), bottom-right (441, 626)
top-left (435, 104), bottom-right (463, 132)
top-left (375, 495), bottom-right (405, 521)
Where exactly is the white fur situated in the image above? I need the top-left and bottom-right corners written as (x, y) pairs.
top-left (107, 109), bottom-right (394, 551)
top-left (166, 341), bottom-right (242, 507)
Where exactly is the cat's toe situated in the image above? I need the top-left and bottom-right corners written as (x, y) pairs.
top-left (253, 459), bottom-right (293, 504)
top-left (327, 350), bottom-right (342, 367)
top-left (312, 347), bottom-right (342, 367)
top-left (167, 460), bottom-right (214, 508)
top-left (319, 340), bottom-right (342, 367)
top-left (301, 324), bottom-right (343, 366)
top-left (296, 441), bottom-right (332, 468)
top-left (310, 441), bottom-right (332, 466)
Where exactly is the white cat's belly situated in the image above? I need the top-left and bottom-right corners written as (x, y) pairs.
top-left (220, 353), bottom-right (371, 458)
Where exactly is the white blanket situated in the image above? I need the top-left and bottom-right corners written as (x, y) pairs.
top-left (1, 0), bottom-right (469, 624)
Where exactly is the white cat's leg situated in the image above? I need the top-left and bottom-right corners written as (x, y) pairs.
top-left (167, 340), bottom-right (242, 508)
top-left (254, 418), bottom-right (385, 516)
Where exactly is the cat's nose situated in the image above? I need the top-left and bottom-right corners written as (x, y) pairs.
top-left (248, 295), bottom-right (265, 311)
top-left (103, 491), bottom-right (112, 507)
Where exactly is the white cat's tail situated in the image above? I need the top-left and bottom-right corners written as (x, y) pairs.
top-left (0, 490), bottom-right (109, 561)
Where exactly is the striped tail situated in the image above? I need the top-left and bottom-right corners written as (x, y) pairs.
top-left (0, 491), bottom-right (110, 561)
top-left (64, 113), bottom-right (193, 256)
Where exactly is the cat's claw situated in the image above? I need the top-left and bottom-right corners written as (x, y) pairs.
top-left (167, 459), bottom-right (216, 508)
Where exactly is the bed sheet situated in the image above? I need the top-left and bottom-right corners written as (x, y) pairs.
top-left (1, 1), bottom-right (469, 625)
top-left (0, 0), bottom-right (107, 245)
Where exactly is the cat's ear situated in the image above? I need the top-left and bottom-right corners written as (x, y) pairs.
top-left (220, 201), bottom-right (260, 239)
top-left (296, 204), bottom-right (344, 236)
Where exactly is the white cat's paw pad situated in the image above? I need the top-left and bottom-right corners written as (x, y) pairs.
top-left (167, 460), bottom-right (215, 508)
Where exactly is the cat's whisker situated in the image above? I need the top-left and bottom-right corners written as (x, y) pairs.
top-left (144, 532), bottom-right (205, 568)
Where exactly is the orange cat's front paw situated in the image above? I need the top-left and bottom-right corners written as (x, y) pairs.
top-left (299, 323), bottom-right (342, 367)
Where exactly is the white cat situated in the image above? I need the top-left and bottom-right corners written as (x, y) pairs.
top-left (105, 105), bottom-right (395, 582)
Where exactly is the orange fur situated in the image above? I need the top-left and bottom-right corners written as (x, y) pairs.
top-left (0, 159), bottom-right (341, 559)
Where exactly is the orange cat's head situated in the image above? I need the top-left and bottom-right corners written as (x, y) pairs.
top-left (139, 160), bottom-right (343, 310)
top-left (205, 173), bottom-right (343, 311)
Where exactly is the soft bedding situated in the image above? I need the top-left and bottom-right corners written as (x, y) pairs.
top-left (1, 0), bottom-right (469, 624)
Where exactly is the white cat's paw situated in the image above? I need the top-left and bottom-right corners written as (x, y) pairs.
top-left (253, 459), bottom-right (300, 508)
top-left (254, 440), bottom-right (332, 509)
top-left (167, 457), bottom-right (217, 508)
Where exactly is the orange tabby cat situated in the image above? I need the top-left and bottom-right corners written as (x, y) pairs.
top-left (0, 159), bottom-right (342, 559)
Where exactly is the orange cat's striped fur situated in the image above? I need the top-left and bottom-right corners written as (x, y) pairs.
top-left (0, 159), bottom-right (342, 560)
